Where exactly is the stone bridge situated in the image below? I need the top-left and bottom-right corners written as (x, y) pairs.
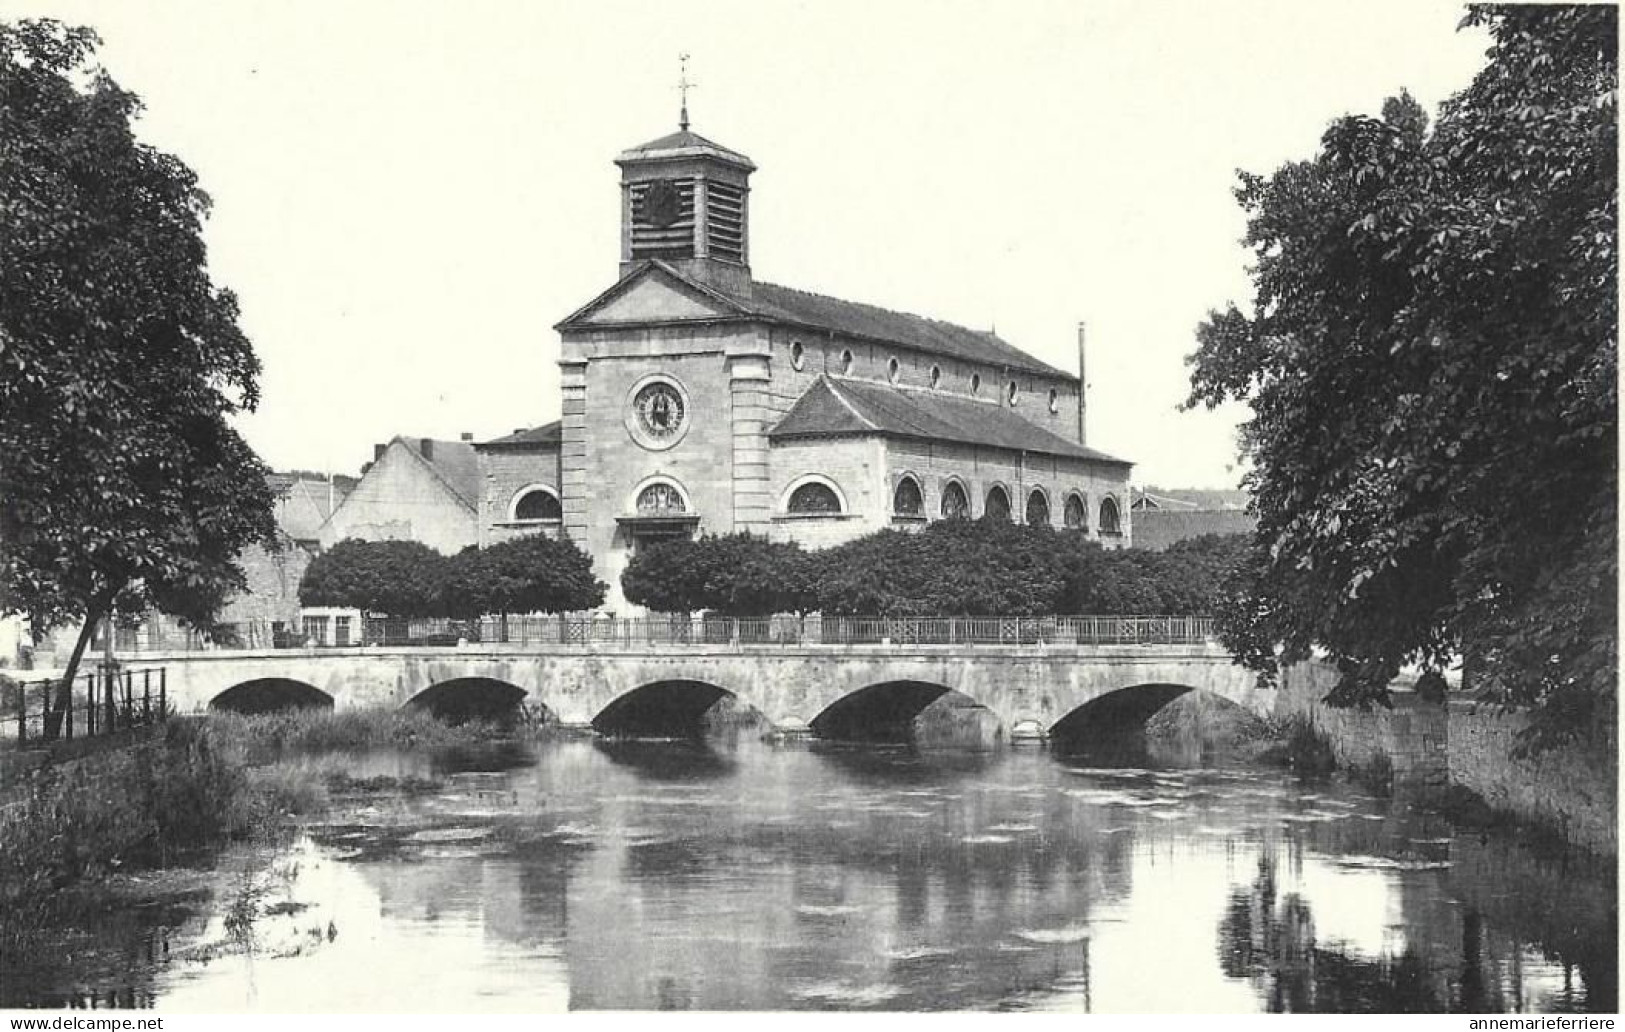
top-left (141, 641), bottom-right (1273, 739)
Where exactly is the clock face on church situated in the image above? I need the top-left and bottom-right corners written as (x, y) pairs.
top-left (633, 381), bottom-right (686, 441)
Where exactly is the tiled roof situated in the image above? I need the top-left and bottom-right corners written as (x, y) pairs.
top-left (617, 130), bottom-right (755, 169)
top-left (477, 421), bottom-right (563, 449)
top-left (395, 437), bottom-right (481, 511)
top-left (736, 280), bottom-right (1076, 382)
top-left (1131, 510), bottom-right (1258, 551)
top-left (770, 377), bottom-right (1131, 465)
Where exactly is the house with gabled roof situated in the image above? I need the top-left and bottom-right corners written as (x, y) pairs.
top-left (319, 435), bottom-right (483, 555)
top-left (495, 116), bottom-right (1134, 609)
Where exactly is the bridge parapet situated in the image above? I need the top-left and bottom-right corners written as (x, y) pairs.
top-left (147, 636), bottom-right (1269, 736)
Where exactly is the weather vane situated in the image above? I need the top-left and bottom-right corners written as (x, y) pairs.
top-left (677, 53), bottom-right (695, 131)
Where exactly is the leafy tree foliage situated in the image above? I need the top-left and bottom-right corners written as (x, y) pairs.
top-left (817, 519), bottom-right (1069, 617)
top-left (442, 535), bottom-right (605, 618)
top-left (0, 21), bottom-right (276, 734)
top-left (622, 533), bottom-right (817, 616)
top-left (1185, 7), bottom-right (1616, 743)
top-left (620, 522), bottom-right (1247, 619)
top-left (301, 536), bottom-right (605, 621)
top-left (298, 540), bottom-right (447, 618)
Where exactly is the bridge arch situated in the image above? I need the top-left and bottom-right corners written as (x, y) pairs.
top-left (1048, 682), bottom-right (1258, 758)
top-left (591, 679), bottom-right (769, 740)
top-left (405, 677), bottom-right (539, 726)
top-left (810, 680), bottom-right (1003, 748)
top-left (210, 678), bottom-right (334, 714)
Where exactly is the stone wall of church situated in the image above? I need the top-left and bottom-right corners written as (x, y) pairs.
top-left (763, 325), bottom-right (1084, 445)
top-left (563, 324), bottom-right (748, 610)
top-left (883, 439), bottom-right (1132, 544)
top-left (765, 437), bottom-right (889, 549)
top-left (478, 446), bottom-right (564, 547)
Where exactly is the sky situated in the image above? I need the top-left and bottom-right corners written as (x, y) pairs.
top-left (9, 0), bottom-right (1493, 488)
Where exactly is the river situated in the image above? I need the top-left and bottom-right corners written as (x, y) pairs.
top-left (4, 737), bottom-right (1615, 1013)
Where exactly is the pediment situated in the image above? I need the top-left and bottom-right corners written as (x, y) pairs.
top-left (559, 264), bottom-right (744, 328)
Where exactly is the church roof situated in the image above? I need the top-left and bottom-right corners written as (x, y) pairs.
top-left (477, 421), bottom-right (563, 449)
top-left (617, 129), bottom-right (756, 170)
top-left (393, 436), bottom-right (482, 511)
top-left (739, 281), bottom-right (1076, 382)
top-left (770, 376), bottom-right (1131, 465)
top-left (560, 261), bottom-right (1076, 382)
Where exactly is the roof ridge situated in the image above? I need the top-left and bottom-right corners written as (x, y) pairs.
top-left (821, 377), bottom-right (881, 431)
top-left (754, 280), bottom-right (1005, 341)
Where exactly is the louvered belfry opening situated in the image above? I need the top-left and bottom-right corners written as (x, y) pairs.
top-left (705, 179), bottom-right (746, 263)
top-left (629, 178), bottom-right (697, 260)
top-left (616, 128), bottom-right (756, 290)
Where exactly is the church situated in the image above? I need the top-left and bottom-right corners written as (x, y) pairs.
top-left (474, 113), bottom-right (1134, 611)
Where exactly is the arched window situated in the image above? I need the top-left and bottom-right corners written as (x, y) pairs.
top-left (887, 356), bottom-right (901, 383)
top-left (941, 481), bottom-right (970, 520)
top-left (1026, 489), bottom-right (1050, 527)
top-left (893, 476), bottom-right (923, 517)
top-left (636, 482), bottom-right (687, 515)
top-left (1048, 387), bottom-right (1059, 414)
top-left (985, 485), bottom-right (1012, 522)
top-left (512, 487), bottom-right (561, 521)
top-left (790, 340), bottom-right (805, 370)
top-left (1099, 495), bottom-right (1122, 535)
top-left (788, 482), bottom-right (842, 515)
top-left (1007, 380), bottom-right (1019, 406)
top-left (971, 373), bottom-right (982, 395)
top-left (840, 349), bottom-right (855, 375)
top-left (1064, 492), bottom-right (1088, 530)
top-left (929, 365), bottom-right (941, 388)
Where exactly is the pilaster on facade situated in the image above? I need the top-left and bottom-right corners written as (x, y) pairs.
top-left (560, 361), bottom-right (590, 541)
top-left (729, 351), bottom-right (774, 531)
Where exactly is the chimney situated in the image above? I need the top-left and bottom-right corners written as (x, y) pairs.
top-left (1076, 322), bottom-right (1088, 447)
top-left (373, 443), bottom-right (386, 462)
top-left (513, 427), bottom-right (526, 436)
top-left (419, 439), bottom-right (435, 461)
top-left (460, 432), bottom-right (474, 442)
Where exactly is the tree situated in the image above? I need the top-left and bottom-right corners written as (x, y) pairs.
top-left (444, 535), bottom-right (605, 619)
top-left (622, 533), bottom-right (814, 616)
top-left (298, 539), bottom-right (447, 618)
top-left (1185, 7), bottom-right (1616, 744)
top-left (0, 21), bottom-right (276, 736)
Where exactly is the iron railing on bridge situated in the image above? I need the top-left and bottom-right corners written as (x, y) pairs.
top-left (95, 614), bottom-right (1215, 652)
top-left (472, 614), bottom-right (1214, 648)
top-left (4, 667), bottom-right (169, 746)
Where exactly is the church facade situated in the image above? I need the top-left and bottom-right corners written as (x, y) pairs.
top-left (477, 123), bottom-right (1134, 611)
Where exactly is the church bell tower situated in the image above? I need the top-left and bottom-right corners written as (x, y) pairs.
top-left (615, 68), bottom-right (755, 293)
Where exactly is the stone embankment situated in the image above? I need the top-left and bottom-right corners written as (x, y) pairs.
top-left (1276, 662), bottom-right (1616, 855)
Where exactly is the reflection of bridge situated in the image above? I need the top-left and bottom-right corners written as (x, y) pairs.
top-left (150, 633), bottom-right (1273, 738)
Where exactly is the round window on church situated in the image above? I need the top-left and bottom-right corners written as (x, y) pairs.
top-left (624, 375), bottom-right (691, 451)
top-left (791, 340), bottom-right (805, 371)
top-left (887, 357), bottom-right (900, 384)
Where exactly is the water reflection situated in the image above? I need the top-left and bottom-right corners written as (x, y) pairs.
top-left (3, 740), bottom-right (1614, 1012)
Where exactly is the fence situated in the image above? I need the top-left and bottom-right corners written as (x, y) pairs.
top-left (83, 614), bottom-right (1215, 653)
top-left (4, 667), bottom-right (169, 746)
top-left (472, 614), bottom-right (1215, 648)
